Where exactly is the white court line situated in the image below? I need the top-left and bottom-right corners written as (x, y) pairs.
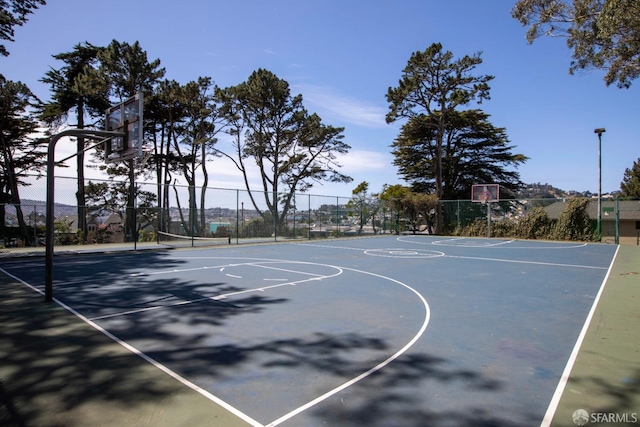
top-left (49, 262), bottom-right (244, 288)
top-left (245, 262), bottom-right (326, 277)
top-left (422, 237), bottom-right (514, 247)
top-left (294, 239), bottom-right (598, 268)
top-left (400, 235), bottom-right (588, 250)
top-left (89, 298), bottom-right (209, 320)
top-left (133, 259), bottom-right (330, 278)
top-left (540, 244), bottom-right (620, 426)
top-left (0, 267), bottom-right (264, 427)
top-left (2, 258), bottom-right (431, 427)
top-left (265, 265), bottom-right (430, 427)
top-left (293, 242), bottom-right (366, 251)
top-left (444, 254), bottom-right (608, 270)
top-left (1, 267), bottom-right (45, 296)
top-left (88, 263), bottom-right (343, 321)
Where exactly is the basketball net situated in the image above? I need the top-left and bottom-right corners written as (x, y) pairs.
top-left (479, 191), bottom-right (490, 205)
top-left (137, 145), bottom-right (153, 167)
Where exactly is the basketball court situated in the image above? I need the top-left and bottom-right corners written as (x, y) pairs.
top-left (4, 67), bottom-right (635, 426)
top-left (0, 235), bottom-right (620, 426)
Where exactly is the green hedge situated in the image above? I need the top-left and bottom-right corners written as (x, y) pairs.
top-left (453, 198), bottom-right (597, 241)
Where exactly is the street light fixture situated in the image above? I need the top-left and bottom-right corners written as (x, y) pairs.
top-left (594, 128), bottom-right (605, 239)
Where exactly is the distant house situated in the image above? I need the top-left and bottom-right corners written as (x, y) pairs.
top-left (97, 213), bottom-right (124, 243)
top-left (55, 215), bottom-right (78, 232)
top-left (544, 200), bottom-right (640, 245)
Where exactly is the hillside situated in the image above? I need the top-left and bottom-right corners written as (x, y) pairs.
top-left (518, 183), bottom-right (595, 199)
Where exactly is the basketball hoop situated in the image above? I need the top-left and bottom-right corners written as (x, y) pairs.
top-left (471, 183), bottom-right (499, 239)
top-left (106, 147), bottom-right (138, 162)
top-left (104, 92), bottom-right (144, 163)
top-left (471, 184), bottom-right (499, 204)
top-left (479, 192), bottom-right (490, 205)
top-left (137, 144), bottom-right (154, 167)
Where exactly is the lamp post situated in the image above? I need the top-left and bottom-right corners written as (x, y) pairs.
top-left (594, 128), bottom-right (605, 239)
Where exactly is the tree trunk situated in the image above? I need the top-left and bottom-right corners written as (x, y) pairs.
top-left (200, 141), bottom-right (208, 236)
top-left (76, 100), bottom-right (87, 243)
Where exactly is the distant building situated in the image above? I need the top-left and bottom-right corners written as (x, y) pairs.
top-left (97, 213), bottom-right (124, 243)
top-left (210, 220), bottom-right (231, 234)
top-left (544, 200), bottom-right (640, 245)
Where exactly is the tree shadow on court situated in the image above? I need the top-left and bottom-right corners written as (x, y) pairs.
top-left (1, 251), bottom-right (539, 426)
top-left (261, 339), bottom-right (532, 426)
top-left (0, 251), bottom-right (292, 427)
top-left (559, 364), bottom-right (640, 419)
top-left (0, 283), bottom-right (182, 426)
top-left (143, 330), bottom-right (538, 426)
top-left (308, 352), bottom-right (537, 427)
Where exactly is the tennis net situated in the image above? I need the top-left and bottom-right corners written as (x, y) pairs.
top-left (157, 231), bottom-right (231, 248)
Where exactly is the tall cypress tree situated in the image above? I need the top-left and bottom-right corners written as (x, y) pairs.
top-left (40, 42), bottom-right (109, 242)
top-left (387, 43), bottom-right (494, 233)
top-left (0, 76), bottom-right (46, 242)
top-left (88, 40), bottom-right (165, 241)
top-left (391, 109), bottom-right (527, 200)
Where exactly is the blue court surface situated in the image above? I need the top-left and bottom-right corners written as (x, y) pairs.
top-left (2, 235), bottom-right (618, 426)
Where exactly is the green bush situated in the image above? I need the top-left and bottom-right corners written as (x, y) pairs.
top-left (491, 217), bottom-right (517, 238)
top-left (552, 198), bottom-right (596, 241)
top-left (452, 199), bottom-right (595, 242)
top-left (515, 207), bottom-right (552, 239)
top-left (453, 219), bottom-right (486, 237)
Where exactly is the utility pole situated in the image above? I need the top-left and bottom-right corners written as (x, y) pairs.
top-left (594, 128), bottom-right (605, 239)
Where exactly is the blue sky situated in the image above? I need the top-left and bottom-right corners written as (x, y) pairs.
top-left (3, 0), bottom-right (639, 200)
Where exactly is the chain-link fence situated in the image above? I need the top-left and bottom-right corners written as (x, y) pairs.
top-left (441, 197), bottom-right (640, 245)
top-left (0, 176), bottom-right (368, 256)
top-left (2, 177), bottom-right (637, 258)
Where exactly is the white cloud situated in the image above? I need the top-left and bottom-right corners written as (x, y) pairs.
top-left (336, 149), bottom-right (390, 173)
top-left (293, 84), bottom-right (388, 128)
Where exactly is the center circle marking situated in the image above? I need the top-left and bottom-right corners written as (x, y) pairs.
top-left (364, 248), bottom-right (445, 258)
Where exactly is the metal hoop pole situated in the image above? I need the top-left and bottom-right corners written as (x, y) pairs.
top-left (487, 200), bottom-right (491, 239)
top-left (45, 129), bottom-right (124, 302)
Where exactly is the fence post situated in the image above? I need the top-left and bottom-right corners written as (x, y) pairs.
top-left (133, 182), bottom-right (138, 250)
top-left (336, 197), bottom-right (339, 236)
top-left (235, 190), bottom-right (239, 244)
top-left (32, 204), bottom-right (37, 245)
top-left (487, 201), bottom-right (491, 238)
top-left (308, 194), bottom-right (311, 240)
top-left (615, 196), bottom-right (619, 245)
top-left (273, 190), bottom-right (277, 242)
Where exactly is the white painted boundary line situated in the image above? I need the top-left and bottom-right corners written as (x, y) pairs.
top-left (398, 235), bottom-right (589, 250)
top-left (1, 267), bottom-right (45, 296)
top-left (2, 257), bottom-right (431, 427)
top-left (426, 237), bottom-right (514, 247)
top-left (265, 265), bottom-right (430, 427)
top-left (540, 244), bottom-right (620, 427)
top-left (89, 262), bottom-right (343, 321)
top-left (445, 254), bottom-right (608, 270)
top-left (0, 267), bottom-right (263, 427)
top-left (99, 253), bottom-right (431, 426)
top-left (293, 242), bottom-right (366, 251)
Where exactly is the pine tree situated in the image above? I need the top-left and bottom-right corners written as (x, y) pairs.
top-left (40, 42), bottom-right (109, 242)
top-left (620, 158), bottom-right (640, 198)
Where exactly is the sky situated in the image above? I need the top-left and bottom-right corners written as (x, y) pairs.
top-left (3, 0), bottom-right (639, 203)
